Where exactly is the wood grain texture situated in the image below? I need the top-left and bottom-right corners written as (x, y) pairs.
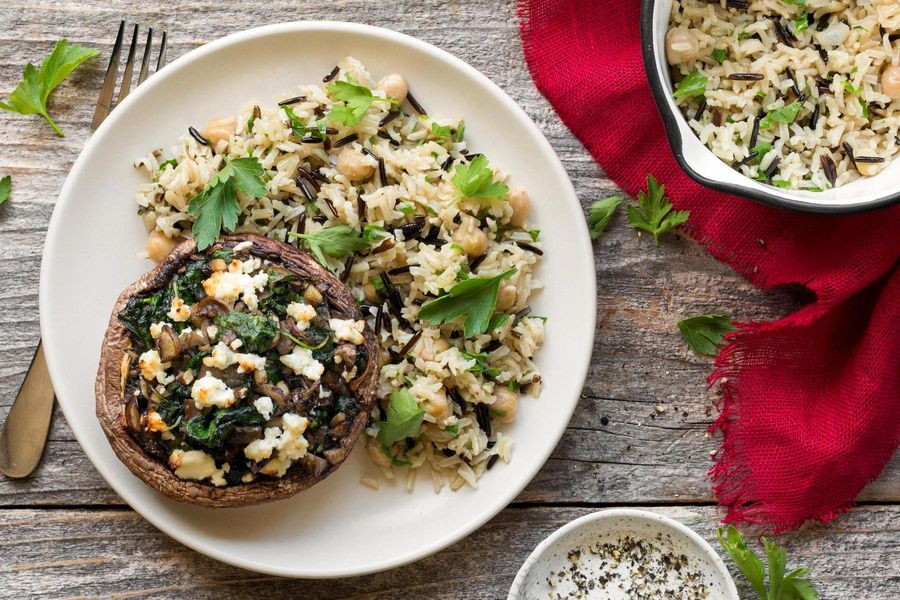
top-left (1, 506), bottom-right (898, 599)
top-left (0, 1), bottom-right (897, 598)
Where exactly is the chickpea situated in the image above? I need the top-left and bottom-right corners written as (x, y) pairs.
top-left (495, 282), bottom-right (517, 311)
top-left (337, 146), bottom-right (375, 181)
top-left (665, 28), bottom-right (699, 65)
top-left (366, 436), bottom-right (393, 469)
top-left (507, 187), bottom-right (531, 228)
top-left (421, 389), bottom-right (451, 422)
top-left (857, 162), bottom-right (882, 177)
top-left (363, 281), bottom-right (378, 302)
top-left (304, 285), bottom-right (323, 304)
top-left (146, 229), bottom-right (181, 263)
top-left (880, 65), bottom-right (900, 100)
top-left (492, 387), bottom-right (518, 424)
top-left (452, 216), bottom-right (488, 258)
top-left (200, 117), bottom-right (236, 148)
top-left (378, 73), bottom-right (409, 103)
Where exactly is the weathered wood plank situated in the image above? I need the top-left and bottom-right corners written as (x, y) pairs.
top-left (1, 505), bottom-right (897, 599)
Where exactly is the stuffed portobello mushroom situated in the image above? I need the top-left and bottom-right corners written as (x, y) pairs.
top-left (96, 234), bottom-right (378, 507)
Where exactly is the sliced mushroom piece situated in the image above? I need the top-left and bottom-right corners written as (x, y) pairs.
top-left (119, 354), bottom-right (132, 395)
top-left (229, 426), bottom-right (264, 445)
top-left (122, 396), bottom-right (143, 433)
top-left (198, 365), bottom-right (245, 389)
top-left (180, 327), bottom-right (209, 349)
top-left (324, 446), bottom-right (348, 464)
top-left (183, 397), bottom-right (200, 421)
top-left (254, 383), bottom-right (290, 407)
top-left (156, 324), bottom-right (183, 362)
top-left (189, 297), bottom-right (229, 327)
top-left (299, 453), bottom-right (328, 477)
top-left (274, 333), bottom-right (294, 355)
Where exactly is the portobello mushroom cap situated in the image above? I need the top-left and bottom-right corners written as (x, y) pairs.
top-left (95, 234), bottom-right (379, 507)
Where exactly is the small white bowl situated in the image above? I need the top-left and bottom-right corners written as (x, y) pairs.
top-left (641, 0), bottom-right (900, 214)
top-left (508, 509), bottom-right (739, 600)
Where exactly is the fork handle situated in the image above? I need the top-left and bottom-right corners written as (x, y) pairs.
top-left (0, 341), bottom-right (55, 478)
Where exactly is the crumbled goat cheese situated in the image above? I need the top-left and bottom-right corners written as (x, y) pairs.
top-left (243, 413), bottom-right (309, 477)
top-left (149, 322), bottom-right (168, 339)
top-left (167, 297), bottom-right (191, 322)
top-left (169, 449), bottom-right (228, 486)
top-left (330, 318), bottom-right (365, 344)
top-left (138, 349), bottom-right (174, 384)
top-left (229, 338), bottom-right (243, 350)
top-left (202, 258), bottom-right (268, 306)
top-left (232, 240), bottom-right (253, 252)
top-left (190, 373), bottom-right (236, 409)
top-left (203, 342), bottom-right (266, 373)
top-left (280, 346), bottom-right (325, 381)
top-left (253, 396), bottom-right (274, 420)
top-left (287, 302), bottom-right (317, 330)
top-left (144, 411), bottom-right (168, 432)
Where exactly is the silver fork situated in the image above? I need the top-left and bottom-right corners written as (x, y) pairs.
top-left (0, 21), bottom-right (168, 479)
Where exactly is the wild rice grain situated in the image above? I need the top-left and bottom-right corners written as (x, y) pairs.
top-left (334, 134), bottom-right (357, 148)
top-left (405, 90), bottom-right (427, 115)
top-left (323, 65), bottom-right (340, 82)
top-left (277, 95), bottom-right (306, 107)
top-left (188, 126), bottom-right (210, 146)
top-left (821, 154), bottom-right (838, 186)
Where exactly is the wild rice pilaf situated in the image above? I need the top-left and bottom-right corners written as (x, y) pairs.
top-left (134, 57), bottom-right (545, 492)
top-left (667, 0), bottom-right (900, 190)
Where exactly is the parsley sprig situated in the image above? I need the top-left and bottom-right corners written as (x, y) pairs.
top-left (187, 156), bottom-right (267, 250)
top-left (289, 225), bottom-right (368, 270)
top-left (376, 388), bottom-right (425, 447)
top-left (418, 269), bottom-right (516, 338)
top-left (0, 176), bottom-right (10, 207)
top-left (0, 39), bottom-right (99, 136)
top-left (326, 76), bottom-right (393, 127)
top-left (452, 155), bottom-right (509, 201)
top-left (677, 314), bottom-right (736, 356)
top-left (718, 526), bottom-right (818, 600)
top-left (588, 196), bottom-right (624, 239)
top-left (626, 175), bottom-right (690, 245)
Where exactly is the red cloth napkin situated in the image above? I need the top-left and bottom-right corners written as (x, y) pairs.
top-left (518, 0), bottom-right (900, 531)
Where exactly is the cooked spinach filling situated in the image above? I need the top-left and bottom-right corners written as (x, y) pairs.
top-left (118, 242), bottom-right (369, 487)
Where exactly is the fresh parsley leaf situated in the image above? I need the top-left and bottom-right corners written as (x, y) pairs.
top-left (430, 122), bottom-right (453, 140)
top-left (454, 123), bottom-right (466, 142)
top-left (841, 81), bottom-right (862, 94)
top-left (327, 77), bottom-right (378, 127)
top-left (718, 526), bottom-right (818, 600)
top-left (159, 158), bottom-right (178, 172)
top-left (673, 70), bottom-right (707, 99)
top-left (626, 175), bottom-right (690, 245)
top-left (461, 350), bottom-right (502, 378)
top-left (794, 13), bottom-right (810, 33)
top-left (283, 105), bottom-right (308, 138)
top-left (712, 48), bottom-right (728, 64)
top-left (860, 98), bottom-right (869, 119)
top-left (588, 195), bottom-right (623, 240)
top-left (488, 313), bottom-right (510, 330)
top-left (0, 39), bottom-right (99, 136)
top-left (396, 202), bottom-right (416, 215)
top-left (187, 156), bottom-right (266, 250)
top-left (0, 175), bottom-right (10, 206)
top-left (419, 269), bottom-right (516, 338)
top-left (772, 180), bottom-right (791, 189)
top-left (760, 102), bottom-right (804, 130)
top-left (452, 155), bottom-right (509, 200)
top-left (783, 0), bottom-right (806, 5)
top-left (677, 314), bottom-right (736, 356)
top-left (361, 223), bottom-right (389, 244)
top-left (290, 225), bottom-right (368, 269)
top-left (528, 229), bottom-right (540, 241)
top-left (749, 142), bottom-right (773, 163)
top-left (376, 388), bottom-right (425, 447)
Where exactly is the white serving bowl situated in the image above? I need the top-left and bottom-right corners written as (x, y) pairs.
top-left (508, 509), bottom-right (739, 600)
top-left (641, 0), bottom-right (900, 214)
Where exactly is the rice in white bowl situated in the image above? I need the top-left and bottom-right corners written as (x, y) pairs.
top-left (666, 0), bottom-right (900, 191)
top-left (133, 57), bottom-right (545, 492)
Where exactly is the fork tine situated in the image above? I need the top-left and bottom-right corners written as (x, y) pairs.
top-left (156, 30), bottom-right (168, 72)
top-left (116, 24), bottom-right (139, 105)
top-left (137, 27), bottom-right (154, 86)
top-left (91, 20), bottom-right (125, 130)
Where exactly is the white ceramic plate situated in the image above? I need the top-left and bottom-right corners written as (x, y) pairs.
top-left (508, 509), bottom-right (739, 600)
top-left (40, 22), bottom-right (596, 577)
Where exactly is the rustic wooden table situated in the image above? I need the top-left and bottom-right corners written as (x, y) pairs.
top-left (1, 1), bottom-right (897, 598)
